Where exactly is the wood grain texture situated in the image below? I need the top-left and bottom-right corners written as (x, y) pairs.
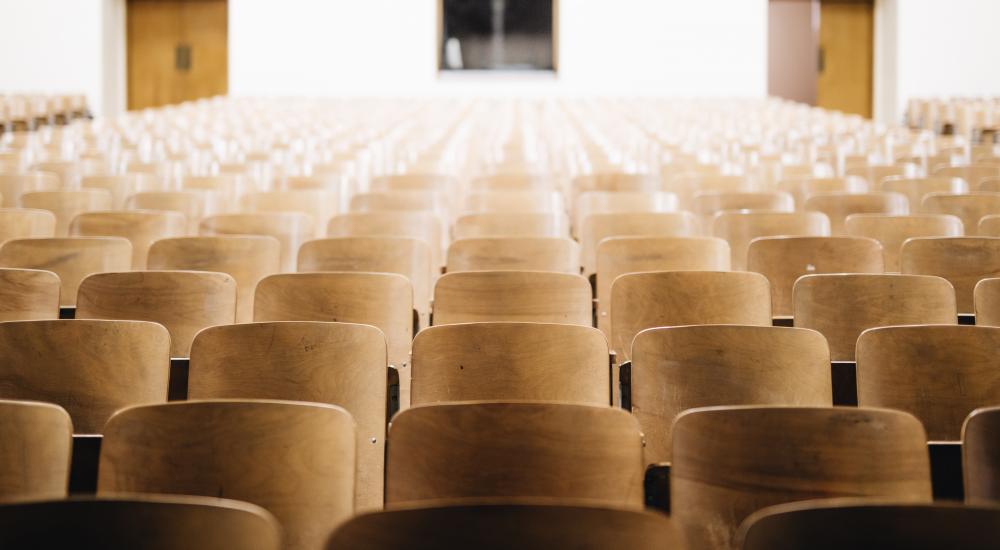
top-left (0, 267), bottom-right (60, 320)
top-left (845, 214), bottom-right (963, 271)
top-left (99, 400), bottom-right (354, 550)
top-left (803, 192), bottom-right (909, 235)
top-left (671, 406), bottom-right (932, 550)
top-left (189, 321), bottom-right (387, 510)
top-left (463, 190), bottom-right (563, 213)
top-left (975, 277), bottom-right (1000, 326)
top-left (631, 326), bottom-right (832, 464)
top-left (880, 177), bottom-right (968, 213)
top-left (713, 210), bottom-right (831, 270)
top-left (349, 191), bottom-right (447, 215)
top-left (571, 174), bottom-right (662, 199)
top-left (610, 271), bottom-right (771, 360)
top-left (0, 399), bottom-right (71, 500)
top-left (453, 212), bottom-right (570, 239)
top-left (0, 237), bottom-right (132, 306)
top-left (0, 173), bottom-right (60, 207)
top-left (77, 270), bottom-right (236, 357)
top-left (386, 402), bottom-right (644, 507)
top-left (0, 320), bottom-right (170, 433)
top-left (963, 406), bottom-right (1000, 504)
top-left (71, 210), bottom-right (187, 269)
top-left (778, 177), bottom-right (868, 207)
top-left (581, 212), bottom-right (700, 275)
top-left (126, 191), bottom-right (207, 234)
top-left (574, 191), bottom-right (678, 237)
top-left (901, 237), bottom-right (1000, 314)
top-left (0, 208), bottom-right (56, 243)
top-left (922, 193), bottom-right (1000, 236)
top-left (747, 236), bottom-right (884, 317)
top-left (793, 273), bottom-right (957, 361)
top-left (327, 212), bottom-right (445, 268)
top-left (691, 191), bottom-right (794, 220)
top-left (200, 212), bottom-right (314, 272)
top-left (240, 191), bottom-right (338, 239)
top-left (20, 190), bottom-right (113, 236)
top-left (447, 237), bottom-right (579, 274)
top-left (978, 214), bottom-right (1000, 236)
top-left (432, 271), bottom-right (592, 326)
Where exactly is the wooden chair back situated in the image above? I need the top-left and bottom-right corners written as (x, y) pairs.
top-left (963, 406), bottom-right (1000, 504)
top-left (446, 237), bottom-right (579, 274)
top-left (574, 191), bottom-right (678, 235)
top-left (370, 173), bottom-right (457, 192)
top-left (125, 191), bottom-right (206, 234)
top-left (934, 164), bottom-right (1000, 187)
top-left (327, 212), bottom-right (445, 268)
top-left (200, 212), bottom-right (314, 272)
top-left (70, 210), bottom-right (186, 269)
top-left (900, 236), bottom-right (1000, 314)
top-left (0, 237), bottom-right (131, 306)
top-left (713, 210), bottom-right (831, 270)
top-left (975, 277), bottom-right (1000, 326)
top-left (0, 172), bottom-right (60, 207)
top-left (0, 399), bottom-right (71, 500)
top-left (0, 208), bottom-right (56, 243)
top-left (802, 192), bottom-right (909, 235)
top-left (845, 214), bottom-right (963, 271)
top-left (690, 191), bottom-right (794, 221)
top-left (240, 191), bottom-right (338, 238)
top-left (922, 193), bottom-right (1000, 236)
top-left (778, 176), bottom-right (868, 206)
top-left (880, 176), bottom-right (968, 213)
top-left (454, 212), bottom-right (570, 239)
top-left (432, 271), bottom-right (592, 326)
top-left (349, 191), bottom-right (447, 215)
top-left (581, 212), bottom-right (700, 275)
top-left (0, 267), bottom-right (60, 320)
top-left (463, 190), bottom-right (563, 214)
top-left (21, 189), bottom-right (113, 236)
top-left (978, 214), bottom-right (1000, 236)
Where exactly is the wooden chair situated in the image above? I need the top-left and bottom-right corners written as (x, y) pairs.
top-left (0, 237), bottom-right (131, 306)
top-left (574, 191), bottom-right (678, 236)
top-left (963, 406), bottom-right (1000, 504)
top-left (846, 161), bottom-right (917, 182)
top-left (793, 274), bottom-right (957, 360)
top-left (82, 174), bottom-right (158, 209)
top-left (671, 406), bottom-right (932, 550)
top-left (691, 190), bottom-right (794, 223)
top-left (922, 193), bottom-right (1000, 236)
top-left (631, 325), bottom-right (831, 465)
top-left (446, 237), bottom-right (579, 274)
top-left (182, 175), bottom-right (245, 204)
top-left (200, 213), bottom-right (314, 272)
top-left (432, 271), bottom-right (591, 326)
top-left (0, 208), bottom-right (56, 243)
top-left (934, 164), bottom-right (1000, 187)
top-left (370, 173), bottom-right (457, 192)
top-left (454, 212), bottom-right (570, 239)
top-left (979, 214), bottom-right (1000, 236)
top-left (326, 501), bottom-right (680, 550)
top-left (147, 236), bottom-right (280, 323)
top-left (20, 189), bottom-right (113, 236)
top-left (596, 236), bottom-right (730, 336)
top-left (76, 271), bottom-right (236, 357)
top-left (328, 212), bottom-right (445, 269)
top-left (802, 192), bottom-right (909, 235)
top-left (610, 271), bottom-right (771, 360)
top-left (0, 172), bottom-right (59, 207)
top-left (470, 172), bottom-right (556, 189)
top-left (901, 237), bottom-right (1000, 314)
top-left (713, 211), bottom-right (831, 270)
top-left (738, 500), bottom-right (1000, 550)
top-left (779, 176), bottom-right (868, 206)
top-left (0, 399), bottom-right (71, 500)
top-left (70, 210), bottom-right (186, 269)
top-left (349, 191), bottom-right (447, 215)
top-left (189, 321), bottom-right (386, 510)
top-left (0, 268), bottom-right (60, 320)
top-left (975, 278), bottom-right (1000, 326)
top-left (666, 175), bottom-right (754, 206)
top-left (126, 191), bottom-right (207, 234)
top-left (844, 214), bottom-right (963, 271)
top-left (0, 320), bottom-right (169, 433)
top-left (240, 191), bottom-right (338, 238)
top-left (462, 190), bottom-right (563, 213)
top-left (581, 212), bottom-right (700, 276)
top-left (386, 402), bottom-right (644, 507)
top-left (881, 176), bottom-right (968, 213)
top-left (99, 400), bottom-right (354, 550)
top-left (571, 174), bottom-right (662, 199)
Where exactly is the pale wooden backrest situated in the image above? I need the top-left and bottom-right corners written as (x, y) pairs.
top-left (747, 236), bottom-right (885, 317)
top-left (470, 172), bottom-right (556, 189)
top-left (189, 321), bottom-right (387, 510)
top-left (147, 236), bottom-right (280, 323)
top-left (802, 192), bottom-right (909, 235)
top-left (182, 175), bottom-right (245, 203)
top-left (713, 210), bottom-right (831, 270)
top-left (71, 210), bottom-right (187, 269)
top-left (463, 190), bottom-right (563, 213)
top-left (432, 271), bottom-right (592, 326)
top-left (574, 191), bottom-right (679, 238)
top-left (0, 172), bottom-right (60, 207)
top-left (125, 191), bottom-right (206, 234)
top-left (934, 164), bottom-right (1000, 187)
top-left (975, 278), bottom-right (1000, 326)
top-left (0, 268), bottom-right (60, 320)
top-left (900, 237), bottom-right (1000, 314)
top-left (370, 173), bottom-right (457, 192)
top-left (446, 237), bottom-right (579, 274)
top-left (779, 176), bottom-right (868, 206)
top-left (77, 271), bottom-right (236, 357)
top-left (979, 214), bottom-right (1000, 236)
top-left (610, 271), bottom-right (772, 360)
top-left (327, 212), bottom-right (445, 268)
top-left (666, 175), bottom-right (754, 206)
top-left (793, 273), bottom-right (957, 360)
top-left (240, 191), bottom-right (338, 238)
top-left (571, 174), bottom-right (662, 198)
top-left (454, 212), bottom-right (570, 239)
top-left (99, 400), bottom-right (355, 550)
top-left (631, 326), bottom-right (832, 465)
top-left (0, 237), bottom-right (132, 306)
top-left (0, 320), bottom-right (169, 433)
top-left (82, 175), bottom-right (151, 209)
top-left (690, 191), bottom-right (794, 220)
top-left (386, 402), bottom-right (644, 507)
top-left (922, 193), bottom-right (1000, 236)
top-left (0, 399), bottom-right (71, 500)
top-left (845, 214), bottom-right (964, 271)
top-left (581, 212), bottom-right (700, 275)
top-left (672, 406), bottom-right (932, 550)
top-left (21, 189), bottom-right (113, 236)
top-left (200, 212), bottom-right (314, 272)
top-left (596, 237), bottom-right (730, 336)
top-left (0, 208), bottom-right (56, 243)
top-left (881, 177), bottom-right (968, 213)
top-left (0, 496), bottom-right (282, 550)
top-left (349, 191), bottom-right (446, 215)
top-left (963, 406), bottom-right (1000, 504)
top-left (846, 161), bottom-right (917, 182)
top-left (280, 174), bottom-right (341, 191)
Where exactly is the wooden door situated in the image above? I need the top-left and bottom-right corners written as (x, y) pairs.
top-left (127, 0), bottom-right (228, 111)
top-left (817, 0), bottom-right (873, 117)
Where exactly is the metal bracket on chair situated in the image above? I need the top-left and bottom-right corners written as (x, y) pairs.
top-left (169, 358), bottom-right (189, 401)
top-left (59, 306), bottom-right (75, 319)
top-left (69, 435), bottom-right (102, 494)
top-left (831, 361), bottom-right (857, 406)
top-left (619, 361), bottom-right (632, 411)
top-left (644, 463), bottom-right (670, 514)
top-left (386, 366), bottom-right (400, 421)
top-left (929, 441), bottom-right (964, 501)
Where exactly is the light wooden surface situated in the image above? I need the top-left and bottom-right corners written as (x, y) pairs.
top-left (979, 214), bottom-right (1000, 236)
top-left (125, 191), bottom-right (207, 234)
top-left (327, 212), bottom-right (445, 268)
top-left (975, 277), bottom-right (1000, 326)
top-left (922, 193), bottom-right (1000, 236)
top-left (463, 190), bottom-right (563, 213)
top-left (0, 268), bottom-right (60, 321)
top-left (610, 271), bottom-right (772, 360)
top-left (77, 270), bottom-right (236, 357)
top-left (0, 237), bottom-right (132, 306)
top-left (0, 320), bottom-right (169, 433)
top-left (240, 191), bottom-right (338, 239)
top-left (845, 213), bottom-right (963, 271)
top-left (934, 164), bottom-right (1000, 188)
top-left (447, 237), bottom-right (579, 274)
top-left (747, 236), bottom-right (884, 317)
top-left (470, 173), bottom-right (556, 189)
top-left (671, 406), bottom-right (932, 550)
top-left (432, 271), bottom-right (592, 326)
top-left (881, 177), bottom-right (968, 213)
top-left (189, 321), bottom-right (387, 510)
top-left (370, 174), bottom-right (457, 192)
top-left (0, 208), bottom-right (56, 244)
top-left (454, 212), bottom-right (570, 239)
top-left (21, 189), bottom-right (113, 236)
top-left (857, 325), bottom-right (1000, 441)
top-left (349, 191), bottom-right (447, 215)
top-left (0, 172), bottom-right (60, 207)
top-left (82, 175), bottom-right (156, 209)
top-left (713, 210), bottom-right (831, 270)
top-left (793, 273), bottom-right (957, 361)
top-left (901, 236), bottom-right (1000, 314)
top-left (147, 236), bottom-right (280, 323)
top-left (99, 400), bottom-right (355, 550)
top-left (200, 212), bottom-right (314, 272)
top-left (0, 495), bottom-right (281, 550)
top-left (802, 192), bottom-right (909, 235)
top-left (631, 326), bottom-right (832, 465)
top-left (581, 211), bottom-right (700, 275)
top-left (779, 177), bottom-right (868, 206)
top-left (0, 399), bottom-right (71, 500)
top-left (963, 406), bottom-right (1000, 504)
top-left (70, 210), bottom-right (187, 269)
top-left (571, 174), bottom-right (662, 199)
top-left (574, 191), bottom-right (678, 236)
top-left (691, 190), bottom-right (794, 220)
top-left (386, 402), bottom-right (644, 507)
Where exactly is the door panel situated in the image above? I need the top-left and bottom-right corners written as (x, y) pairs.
top-left (817, 0), bottom-right (873, 117)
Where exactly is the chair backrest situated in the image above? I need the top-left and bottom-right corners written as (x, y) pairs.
top-left (349, 191), bottom-right (447, 215)
top-left (631, 325), bottom-right (832, 464)
top-left (581, 211), bottom-right (700, 275)
top-left (326, 501), bottom-right (680, 550)
top-left (0, 399), bottom-right (71, 500)
top-left (0, 237), bottom-right (132, 306)
top-left (20, 189), bottom-right (113, 236)
top-left (844, 214), bottom-right (963, 271)
top-left (574, 191), bottom-right (678, 235)
top-left (857, 325), bottom-right (1000, 440)
top-left (82, 174), bottom-right (157, 209)
top-left (446, 237), bottom-right (579, 274)
top-left (690, 191), bottom-right (794, 221)
top-left (880, 176), bottom-right (968, 213)
top-left (610, 271), bottom-right (771, 360)
top-left (713, 210), bottom-right (831, 270)
top-left (0, 267), bottom-right (60, 320)
top-left (370, 173), bottom-right (457, 192)
top-left (934, 164), bottom-right (1000, 187)
top-left (0, 172), bottom-right (60, 207)
top-left (200, 213), bottom-right (314, 273)
top-left (99, 400), bottom-right (354, 550)
top-left (779, 176), bottom-right (868, 206)
top-left (70, 210), bottom-right (186, 269)
top-left (979, 214), bottom-right (1000, 236)
top-left (386, 402), bottom-right (644, 507)
top-left (327, 212), bottom-right (445, 268)
top-left (571, 173), bottom-right (662, 198)
top-left (802, 192), bottom-right (909, 235)
top-left (0, 320), bottom-right (169, 433)
top-left (0, 495), bottom-right (282, 550)
top-left (0, 208), bottom-right (56, 243)
top-left (922, 193), bottom-right (1000, 236)
top-left (454, 212), bottom-right (570, 239)
top-left (240, 191), bottom-right (338, 238)
top-left (76, 271), bottom-right (236, 357)
top-left (470, 172), bottom-right (556, 189)
top-left (126, 191), bottom-right (208, 234)
top-left (463, 190), bottom-right (563, 214)
top-left (901, 237), bottom-right (1000, 314)
top-left (147, 236), bottom-right (280, 323)
top-left (975, 277), bottom-right (1000, 326)
top-left (432, 271), bottom-right (592, 326)
top-left (963, 406), bottom-right (1000, 504)
top-left (793, 273), bottom-right (957, 360)
top-left (671, 406), bottom-right (932, 550)
top-left (747, 236), bottom-right (884, 317)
